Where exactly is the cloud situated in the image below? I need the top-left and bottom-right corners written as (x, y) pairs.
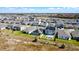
top-left (29, 8), bottom-right (35, 11)
top-left (48, 7), bottom-right (63, 10)
top-left (48, 8), bottom-right (55, 10)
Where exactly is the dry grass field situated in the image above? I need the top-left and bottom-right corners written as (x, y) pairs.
top-left (0, 29), bottom-right (79, 51)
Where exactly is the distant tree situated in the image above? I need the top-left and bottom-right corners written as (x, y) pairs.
top-left (53, 32), bottom-right (58, 41)
top-left (54, 37), bottom-right (56, 41)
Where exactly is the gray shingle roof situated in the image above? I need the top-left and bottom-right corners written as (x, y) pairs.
top-left (23, 26), bottom-right (37, 34)
top-left (71, 31), bottom-right (79, 37)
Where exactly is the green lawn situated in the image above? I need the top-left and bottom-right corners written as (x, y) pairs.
top-left (56, 38), bottom-right (79, 46)
top-left (13, 31), bottom-right (35, 39)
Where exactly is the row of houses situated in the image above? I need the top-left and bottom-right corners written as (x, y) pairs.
top-left (4, 23), bottom-right (79, 41)
top-left (0, 23), bottom-right (79, 41)
top-left (2, 23), bottom-right (77, 41)
top-left (0, 15), bottom-right (79, 41)
top-left (0, 15), bottom-right (79, 28)
top-left (0, 23), bottom-right (56, 38)
top-left (56, 28), bottom-right (79, 41)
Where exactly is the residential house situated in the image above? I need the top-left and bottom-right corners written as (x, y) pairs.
top-left (64, 24), bottom-right (75, 33)
top-left (0, 24), bottom-right (6, 30)
top-left (44, 26), bottom-right (56, 38)
top-left (22, 26), bottom-right (43, 35)
top-left (73, 25), bottom-right (79, 30)
top-left (64, 24), bottom-right (74, 29)
top-left (39, 22), bottom-right (48, 27)
top-left (76, 19), bottom-right (79, 25)
top-left (6, 24), bottom-right (20, 31)
top-left (21, 20), bottom-right (29, 25)
top-left (6, 24), bottom-right (13, 29)
top-left (57, 30), bottom-right (71, 40)
top-left (71, 31), bottom-right (79, 41)
top-left (48, 22), bottom-right (55, 27)
top-left (20, 26), bottom-right (26, 31)
top-left (56, 20), bottom-right (64, 29)
top-left (66, 19), bottom-right (77, 25)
